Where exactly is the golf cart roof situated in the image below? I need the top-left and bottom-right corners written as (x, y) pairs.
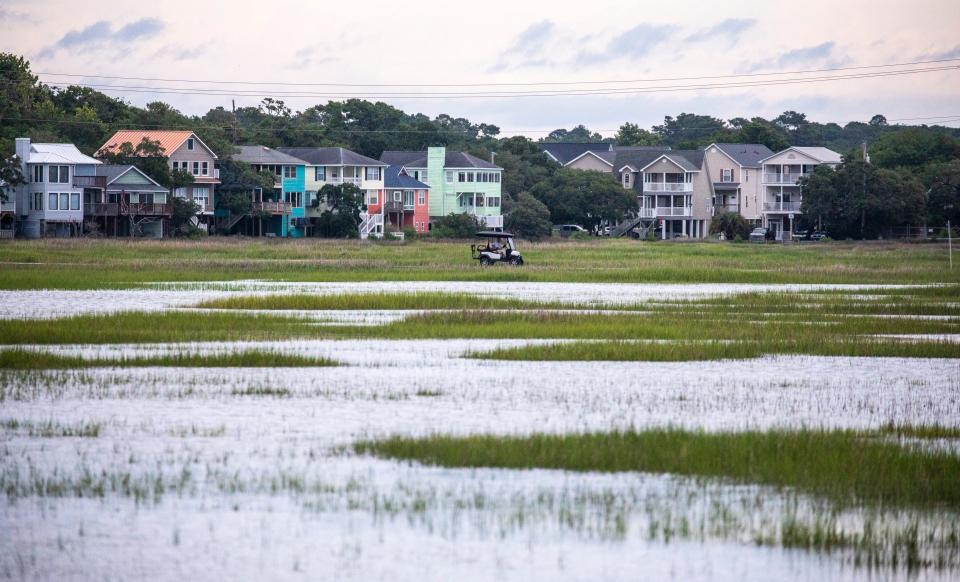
top-left (475, 231), bottom-right (514, 238)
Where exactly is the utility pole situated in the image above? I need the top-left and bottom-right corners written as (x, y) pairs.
top-left (948, 219), bottom-right (953, 269)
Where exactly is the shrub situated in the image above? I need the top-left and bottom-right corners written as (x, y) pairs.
top-left (505, 192), bottom-right (552, 240)
top-left (430, 213), bottom-right (483, 238)
top-left (709, 212), bottom-right (752, 241)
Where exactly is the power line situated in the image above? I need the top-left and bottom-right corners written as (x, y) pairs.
top-left (6, 115), bottom-right (959, 135)
top-left (32, 65), bottom-right (960, 99)
top-left (33, 57), bottom-right (960, 88)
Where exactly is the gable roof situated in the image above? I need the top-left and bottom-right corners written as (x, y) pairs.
top-left (379, 150), bottom-right (500, 169)
top-left (759, 146), bottom-right (843, 164)
top-left (614, 149), bottom-right (703, 177)
top-left (384, 166), bottom-right (430, 189)
top-left (232, 145), bottom-right (307, 165)
top-left (538, 142), bottom-right (612, 165)
top-left (98, 130), bottom-right (217, 159)
top-left (566, 150), bottom-right (616, 167)
top-left (26, 143), bottom-right (101, 165)
top-left (277, 147), bottom-right (387, 167)
top-left (707, 143), bottom-right (774, 167)
top-left (95, 165), bottom-right (167, 192)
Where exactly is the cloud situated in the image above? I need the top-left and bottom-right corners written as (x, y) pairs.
top-left (740, 41), bottom-right (850, 72)
top-left (685, 18), bottom-right (756, 45)
top-left (917, 44), bottom-right (960, 60)
top-left (574, 23), bottom-right (676, 66)
top-left (0, 8), bottom-right (38, 24)
top-left (488, 20), bottom-right (557, 72)
top-left (290, 45), bottom-right (339, 68)
top-left (37, 18), bottom-right (166, 60)
top-left (152, 44), bottom-right (208, 62)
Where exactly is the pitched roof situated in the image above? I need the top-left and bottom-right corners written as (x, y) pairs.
top-left (379, 150), bottom-right (500, 169)
top-left (539, 142), bottom-right (612, 165)
top-left (95, 165), bottom-right (167, 192)
top-left (566, 150), bottom-right (616, 167)
top-left (708, 143), bottom-right (775, 167)
top-left (26, 143), bottom-right (101, 165)
top-left (614, 149), bottom-right (703, 177)
top-left (791, 146), bottom-right (843, 164)
top-left (232, 145), bottom-right (307, 165)
top-left (276, 147), bottom-right (386, 167)
top-left (384, 166), bottom-right (429, 189)
top-left (97, 130), bottom-right (216, 158)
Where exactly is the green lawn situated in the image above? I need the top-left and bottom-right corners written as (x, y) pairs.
top-left (0, 238), bottom-right (957, 289)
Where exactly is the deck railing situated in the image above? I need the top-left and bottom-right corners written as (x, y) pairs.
top-left (254, 201), bottom-right (292, 214)
top-left (84, 203), bottom-right (119, 216)
top-left (763, 201), bottom-right (803, 213)
top-left (73, 175), bottom-right (107, 189)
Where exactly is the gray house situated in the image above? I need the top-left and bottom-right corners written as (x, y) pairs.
top-left (86, 165), bottom-right (171, 238)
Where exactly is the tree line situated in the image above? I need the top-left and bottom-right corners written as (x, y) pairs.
top-left (1, 52), bottom-right (958, 239)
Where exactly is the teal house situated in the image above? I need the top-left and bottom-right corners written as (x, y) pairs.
top-left (380, 146), bottom-right (503, 230)
top-left (232, 145), bottom-right (307, 237)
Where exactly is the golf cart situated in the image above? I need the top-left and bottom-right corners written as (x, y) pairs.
top-left (471, 231), bottom-right (524, 266)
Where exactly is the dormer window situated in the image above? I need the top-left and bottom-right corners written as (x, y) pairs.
top-left (187, 138), bottom-right (195, 151)
top-left (623, 173), bottom-right (631, 187)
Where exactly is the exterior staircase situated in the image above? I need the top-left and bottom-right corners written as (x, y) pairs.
top-left (611, 212), bottom-right (657, 238)
top-left (359, 212), bottom-right (383, 239)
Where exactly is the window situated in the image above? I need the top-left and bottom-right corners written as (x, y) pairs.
top-left (446, 171), bottom-right (454, 183)
top-left (721, 169), bottom-right (733, 182)
top-left (33, 192), bottom-right (42, 210)
top-left (486, 196), bottom-right (500, 207)
top-left (49, 193), bottom-right (58, 210)
top-left (458, 172), bottom-right (466, 182)
top-left (193, 186), bottom-right (209, 208)
top-left (367, 191), bottom-right (378, 205)
top-left (475, 193), bottom-right (485, 207)
top-left (745, 170), bottom-right (749, 182)
top-left (71, 193), bottom-right (80, 210)
top-left (623, 173), bottom-right (631, 187)
top-left (49, 165), bottom-right (69, 183)
top-left (287, 192), bottom-right (302, 207)
top-left (365, 167), bottom-right (380, 181)
top-left (32, 165), bottom-right (43, 183)
top-left (60, 193), bottom-right (69, 210)
top-left (417, 191), bottom-right (425, 205)
top-left (187, 138), bottom-right (195, 151)
top-left (174, 187), bottom-right (187, 198)
top-left (155, 193), bottom-right (167, 204)
top-left (330, 168), bottom-right (339, 180)
top-left (467, 172), bottom-right (474, 183)
top-left (192, 162), bottom-right (200, 176)
top-left (493, 173), bottom-right (500, 183)
top-left (201, 162), bottom-right (209, 176)
top-left (403, 190), bottom-right (415, 208)
top-left (393, 190), bottom-right (402, 202)
top-left (315, 167), bottom-right (326, 181)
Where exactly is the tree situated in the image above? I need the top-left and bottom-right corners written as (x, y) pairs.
top-left (495, 136), bottom-right (558, 198)
top-left (430, 213), bottom-right (482, 238)
top-left (315, 183), bottom-right (365, 237)
top-left (869, 129), bottom-right (960, 170)
top-left (728, 118), bottom-right (790, 151)
top-left (801, 161), bottom-right (926, 238)
top-left (541, 125), bottom-right (606, 143)
top-left (653, 113), bottom-right (726, 148)
top-left (505, 192), bottom-right (552, 240)
top-left (170, 197), bottom-right (200, 236)
top-left (615, 123), bottom-right (660, 146)
top-left (709, 212), bottom-right (751, 240)
top-left (0, 154), bottom-right (25, 203)
top-left (98, 138), bottom-right (177, 187)
top-left (529, 168), bottom-right (637, 233)
top-left (924, 160), bottom-right (960, 226)
top-left (869, 114), bottom-right (888, 127)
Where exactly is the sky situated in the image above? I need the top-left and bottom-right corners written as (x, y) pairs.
top-left (2, 0), bottom-right (959, 137)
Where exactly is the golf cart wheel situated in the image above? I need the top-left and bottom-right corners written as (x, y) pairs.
top-left (479, 256), bottom-right (493, 266)
top-left (510, 257), bottom-right (524, 266)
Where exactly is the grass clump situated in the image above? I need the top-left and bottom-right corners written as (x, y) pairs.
top-left (356, 428), bottom-right (960, 510)
top-left (2, 418), bottom-right (102, 437)
top-left (0, 349), bottom-right (338, 369)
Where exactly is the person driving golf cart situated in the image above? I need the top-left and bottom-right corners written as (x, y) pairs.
top-left (471, 232), bottom-right (524, 266)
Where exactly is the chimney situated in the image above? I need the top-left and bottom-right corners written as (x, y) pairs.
top-left (15, 137), bottom-right (30, 168)
top-left (490, 152), bottom-right (497, 164)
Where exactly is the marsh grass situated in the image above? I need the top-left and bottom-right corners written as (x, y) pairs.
top-left (194, 292), bottom-right (585, 311)
top-left (0, 349), bottom-right (338, 369)
top-left (355, 428), bottom-right (960, 509)
top-left (2, 239), bottom-right (958, 290)
top-left (1, 418), bottom-right (101, 437)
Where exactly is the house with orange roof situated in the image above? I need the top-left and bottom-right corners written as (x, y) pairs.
top-left (97, 130), bottom-right (221, 227)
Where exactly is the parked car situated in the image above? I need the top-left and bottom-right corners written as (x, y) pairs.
top-left (553, 224), bottom-right (587, 238)
top-left (810, 231), bottom-right (827, 241)
top-left (749, 227), bottom-right (769, 243)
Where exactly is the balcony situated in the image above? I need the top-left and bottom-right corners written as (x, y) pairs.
top-left (638, 208), bottom-right (656, 219)
top-left (74, 175), bottom-right (107, 189)
top-left (643, 182), bottom-right (693, 192)
top-left (382, 201), bottom-right (405, 213)
top-left (656, 206), bottom-right (693, 217)
top-left (126, 203), bottom-right (171, 215)
top-left (84, 203), bottom-right (119, 216)
top-left (254, 201), bottom-right (292, 214)
top-left (327, 176), bottom-right (362, 186)
top-left (763, 172), bottom-right (810, 184)
top-left (763, 201), bottom-right (803, 213)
